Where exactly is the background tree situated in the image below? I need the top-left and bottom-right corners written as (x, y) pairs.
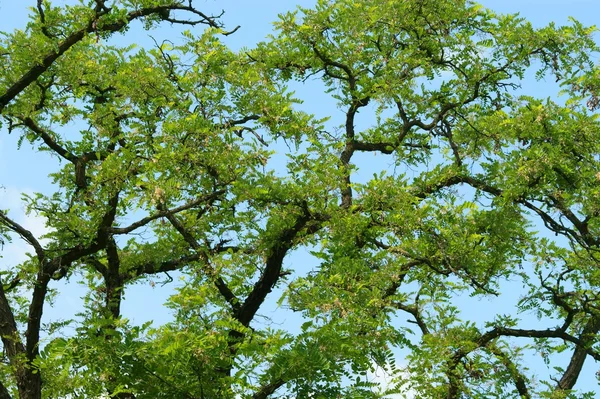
top-left (1, 0), bottom-right (600, 398)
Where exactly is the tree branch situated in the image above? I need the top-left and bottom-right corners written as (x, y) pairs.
top-left (487, 344), bottom-right (531, 399)
top-left (163, 209), bottom-right (240, 312)
top-left (111, 190), bottom-right (225, 235)
top-left (20, 117), bottom-right (77, 163)
top-left (353, 140), bottom-right (395, 154)
top-left (0, 380), bottom-right (12, 399)
top-left (0, 275), bottom-right (33, 397)
top-left (252, 378), bottom-right (285, 399)
top-left (236, 202), bottom-right (319, 327)
top-left (0, 3), bottom-right (224, 112)
top-left (0, 210), bottom-right (45, 262)
top-left (556, 315), bottom-right (600, 391)
top-left (0, 276), bottom-right (25, 361)
top-left (129, 253), bottom-right (202, 279)
top-left (478, 326), bottom-right (600, 362)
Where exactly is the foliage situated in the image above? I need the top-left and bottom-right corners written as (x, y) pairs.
top-left (1, 0), bottom-right (600, 398)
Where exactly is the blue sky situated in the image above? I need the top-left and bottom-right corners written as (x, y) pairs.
top-left (1, 0), bottom-right (600, 396)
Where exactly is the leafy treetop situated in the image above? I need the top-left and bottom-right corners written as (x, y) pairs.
top-left (0, 1), bottom-right (600, 398)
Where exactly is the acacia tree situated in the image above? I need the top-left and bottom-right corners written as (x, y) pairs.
top-left (1, 0), bottom-right (599, 398)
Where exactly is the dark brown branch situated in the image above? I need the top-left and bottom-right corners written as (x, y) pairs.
top-left (311, 43), bottom-right (355, 88)
top-left (0, 276), bottom-right (25, 364)
top-left (89, 258), bottom-right (108, 276)
top-left (36, 0), bottom-right (55, 39)
top-left (158, 4), bottom-right (238, 35)
top-left (557, 315), bottom-right (600, 391)
top-left (20, 117), bottom-right (97, 189)
top-left (0, 4), bottom-right (222, 112)
top-left (487, 344), bottom-right (531, 399)
top-left (219, 115), bottom-right (267, 145)
top-left (454, 175), bottom-right (591, 248)
top-left (477, 326), bottom-right (600, 361)
top-left (309, 41), bottom-right (370, 209)
top-left (382, 260), bottom-right (420, 298)
top-left (411, 171), bottom-right (588, 251)
top-left (252, 378), bottom-right (285, 399)
top-left (111, 190), bottom-right (225, 234)
top-left (409, 173), bottom-right (468, 200)
top-left (392, 57), bottom-right (518, 143)
top-left (104, 236), bottom-right (123, 319)
top-left (0, 274), bottom-right (39, 398)
top-left (0, 210), bottom-right (45, 262)
top-left (394, 301), bottom-right (430, 335)
top-left (221, 115), bottom-right (260, 128)
top-left (339, 97), bottom-right (370, 208)
top-left (163, 210), bottom-right (240, 312)
top-left (446, 366), bottom-right (461, 399)
top-left (0, 380), bottom-right (12, 399)
top-left (236, 203), bottom-right (318, 327)
top-left (353, 140), bottom-right (395, 154)
top-left (538, 271), bottom-right (578, 334)
top-left (21, 117), bottom-right (77, 163)
top-left (25, 191), bottom-right (120, 370)
top-left (438, 120), bottom-right (462, 167)
top-left (129, 253), bottom-right (203, 279)
top-left (2, 276), bottom-right (21, 293)
top-left (547, 194), bottom-right (598, 247)
top-left (233, 127), bottom-right (268, 146)
top-left (93, 0), bottom-right (111, 13)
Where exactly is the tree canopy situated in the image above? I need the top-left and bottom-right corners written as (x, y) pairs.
top-left (1, 0), bottom-right (600, 398)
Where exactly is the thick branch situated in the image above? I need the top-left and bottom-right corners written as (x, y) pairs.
top-left (0, 380), bottom-right (12, 399)
top-left (129, 253), bottom-right (202, 279)
top-left (236, 203), bottom-right (317, 327)
top-left (104, 236), bottom-right (123, 319)
top-left (353, 140), bottom-right (395, 154)
top-left (557, 315), bottom-right (600, 391)
top-left (26, 192), bottom-right (120, 364)
top-left (0, 275), bottom-right (35, 398)
top-left (252, 378), bottom-right (285, 399)
top-left (478, 326), bottom-right (600, 361)
top-left (394, 301), bottom-right (430, 335)
top-left (0, 277), bottom-right (25, 361)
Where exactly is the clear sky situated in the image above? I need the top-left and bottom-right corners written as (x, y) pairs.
top-left (1, 0), bottom-right (600, 397)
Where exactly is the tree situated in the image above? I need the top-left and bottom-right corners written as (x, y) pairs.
top-left (1, 0), bottom-right (599, 398)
